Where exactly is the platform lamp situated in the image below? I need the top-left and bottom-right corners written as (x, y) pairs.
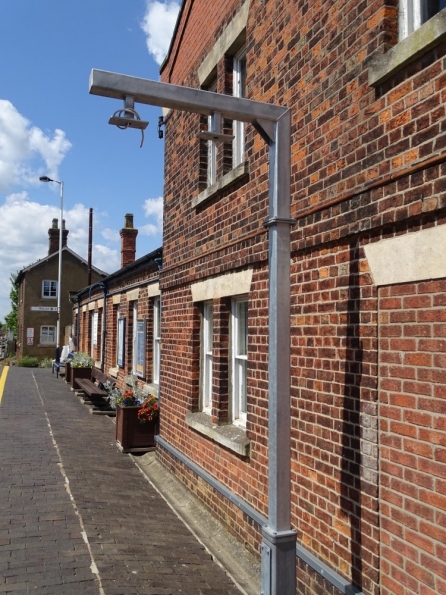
top-left (39, 176), bottom-right (64, 349)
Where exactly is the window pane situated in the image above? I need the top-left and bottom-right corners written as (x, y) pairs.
top-left (42, 280), bottom-right (57, 298)
top-left (232, 298), bottom-right (248, 425)
top-left (207, 81), bottom-right (217, 186)
top-left (202, 302), bottom-right (213, 411)
top-left (153, 298), bottom-right (161, 383)
top-left (41, 326), bottom-right (56, 344)
top-left (422, 0), bottom-right (446, 22)
top-left (233, 47), bottom-right (246, 167)
top-left (238, 359), bottom-right (247, 415)
top-left (237, 301), bottom-right (247, 356)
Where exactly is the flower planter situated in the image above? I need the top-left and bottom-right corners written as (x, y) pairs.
top-left (116, 405), bottom-right (157, 452)
top-left (71, 366), bottom-right (92, 390)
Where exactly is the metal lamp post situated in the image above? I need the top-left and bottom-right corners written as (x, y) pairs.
top-left (89, 70), bottom-right (297, 595)
top-left (39, 176), bottom-right (64, 348)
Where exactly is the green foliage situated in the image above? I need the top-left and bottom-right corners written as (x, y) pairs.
top-left (70, 351), bottom-right (94, 368)
top-left (4, 272), bottom-right (19, 335)
top-left (17, 356), bottom-right (39, 368)
top-left (39, 357), bottom-right (53, 368)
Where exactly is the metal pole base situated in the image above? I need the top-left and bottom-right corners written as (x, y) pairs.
top-left (261, 526), bottom-right (297, 595)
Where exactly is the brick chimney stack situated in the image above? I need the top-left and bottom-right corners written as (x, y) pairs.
top-left (120, 213), bottom-right (138, 268)
top-left (48, 218), bottom-right (68, 255)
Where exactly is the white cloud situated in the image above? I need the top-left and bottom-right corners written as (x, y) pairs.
top-left (101, 228), bottom-right (120, 242)
top-left (93, 245), bottom-right (120, 274)
top-left (140, 1), bottom-right (181, 65)
top-left (0, 100), bottom-right (71, 192)
top-left (0, 194), bottom-right (117, 322)
top-left (142, 196), bottom-right (163, 236)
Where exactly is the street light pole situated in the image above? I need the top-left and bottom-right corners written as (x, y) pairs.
top-left (39, 176), bottom-right (64, 347)
top-left (89, 70), bottom-right (297, 595)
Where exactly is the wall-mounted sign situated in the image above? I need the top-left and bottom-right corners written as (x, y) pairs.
top-left (31, 306), bottom-right (58, 312)
top-left (26, 328), bottom-right (34, 338)
top-left (27, 337), bottom-right (33, 345)
top-left (135, 319), bottom-right (146, 378)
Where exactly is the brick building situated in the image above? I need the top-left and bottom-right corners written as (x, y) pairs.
top-left (16, 219), bottom-right (107, 360)
top-left (72, 214), bottom-right (162, 396)
top-left (148, 1), bottom-right (446, 595)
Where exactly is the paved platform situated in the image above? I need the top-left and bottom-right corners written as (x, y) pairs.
top-left (0, 367), bottom-right (260, 594)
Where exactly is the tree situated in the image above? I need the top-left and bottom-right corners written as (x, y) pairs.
top-left (4, 272), bottom-right (18, 336)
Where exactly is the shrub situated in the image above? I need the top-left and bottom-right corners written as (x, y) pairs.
top-left (17, 356), bottom-right (39, 367)
top-left (40, 357), bottom-right (53, 368)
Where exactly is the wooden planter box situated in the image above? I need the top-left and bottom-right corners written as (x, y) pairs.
top-left (71, 366), bottom-right (92, 390)
top-left (65, 361), bottom-right (71, 384)
top-left (116, 405), bottom-right (157, 452)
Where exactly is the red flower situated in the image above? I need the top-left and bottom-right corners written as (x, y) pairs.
top-left (137, 395), bottom-right (159, 422)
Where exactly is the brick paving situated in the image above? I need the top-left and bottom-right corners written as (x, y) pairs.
top-left (0, 367), bottom-right (243, 594)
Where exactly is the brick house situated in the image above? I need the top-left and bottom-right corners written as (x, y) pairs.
top-left (145, 1), bottom-right (446, 594)
top-left (72, 214), bottom-right (162, 396)
top-left (16, 219), bottom-right (107, 360)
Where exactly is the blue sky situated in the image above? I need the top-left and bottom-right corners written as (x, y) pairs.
top-left (0, 0), bottom-right (181, 321)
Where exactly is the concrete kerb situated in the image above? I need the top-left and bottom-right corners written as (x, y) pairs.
top-left (130, 451), bottom-right (261, 595)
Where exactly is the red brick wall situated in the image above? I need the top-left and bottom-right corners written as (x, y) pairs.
top-left (158, 0), bottom-right (446, 593)
top-left (74, 261), bottom-right (160, 394)
top-left (162, 0), bottom-right (241, 85)
top-left (379, 279), bottom-right (446, 595)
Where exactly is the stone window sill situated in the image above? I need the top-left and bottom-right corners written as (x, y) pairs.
top-left (185, 411), bottom-right (250, 457)
top-left (368, 9), bottom-right (446, 87)
top-left (193, 162), bottom-right (249, 208)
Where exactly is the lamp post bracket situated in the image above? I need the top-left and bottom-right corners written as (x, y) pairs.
top-left (89, 69), bottom-right (288, 124)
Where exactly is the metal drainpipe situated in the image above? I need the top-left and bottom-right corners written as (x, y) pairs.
top-left (88, 71), bottom-right (297, 594)
top-left (260, 111), bottom-right (297, 595)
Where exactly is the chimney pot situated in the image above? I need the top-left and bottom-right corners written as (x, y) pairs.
top-left (124, 213), bottom-right (134, 229)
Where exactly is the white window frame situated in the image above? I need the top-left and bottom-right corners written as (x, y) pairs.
top-left (117, 314), bottom-right (125, 368)
top-left (153, 297), bottom-right (161, 384)
top-left (40, 325), bottom-right (56, 345)
top-left (233, 46), bottom-right (246, 168)
top-left (202, 302), bottom-right (213, 414)
top-left (42, 280), bottom-right (57, 299)
top-left (399, 0), bottom-right (446, 39)
top-left (98, 309), bottom-right (103, 363)
top-left (132, 303), bottom-right (138, 375)
top-left (207, 80), bottom-right (217, 186)
top-left (91, 311), bottom-right (98, 359)
top-left (231, 297), bottom-right (248, 426)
